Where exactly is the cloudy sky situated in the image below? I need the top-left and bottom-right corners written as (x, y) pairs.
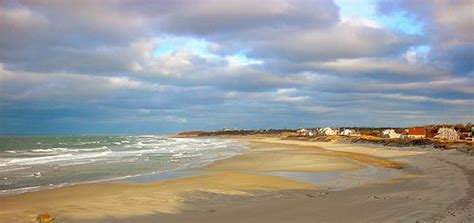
top-left (0, 0), bottom-right (473, 134)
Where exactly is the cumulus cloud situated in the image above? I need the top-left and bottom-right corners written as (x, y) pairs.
top-left (133, 0), bottom-right (340, 35)
top-left (378, 93), bottom-right (474, 106)
top-left (295, 105), bottom-right (335, 114)
top-left (0, 0), bottom-right (472, 134)
top-left (309, 58), bottom-right (446, 77)
top-left (243, 22), bottom-right (419, 62)
top-left (164, 115), bottom-right (188, 124)
top-left (0, 68), bottom-right (173, 103)
top-left (377, 0), bottom-right (474, 73)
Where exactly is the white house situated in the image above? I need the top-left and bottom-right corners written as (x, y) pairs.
top-left (434, 128), bottom-right (460, 140)
top-left (340, 129), bottom-right (361, 137)
top-left (340, 129), bottom-right (352, 136)
top-left (381, 129), bottom-right (401, 139)
top-left (222, 127), bottom-right (240, 131)
top-left (339, 129), bottom-right (353, 136)
top-left (297, 128), bottom-right (315, 136)
top-left (319, 127), bottom-right (337, 136)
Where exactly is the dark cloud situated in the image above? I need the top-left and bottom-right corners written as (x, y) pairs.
top-left (377, 0), bottom-right (474, 74)
top-left (232, 23), bottom-right (419, 62)
top-left (0, 0), bottom-right (472, 134)
top-left (129, 0), bottom-right (340, 35)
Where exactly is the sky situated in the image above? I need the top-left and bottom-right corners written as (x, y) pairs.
top-left (0, 0), bottom-right (473, 135)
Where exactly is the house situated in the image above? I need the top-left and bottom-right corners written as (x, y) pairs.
top-left (381, 129), bottom-right (401, 139)
top-left (339, 129), bottom-right (360, 136)
top-left (222, 127), bottom-right (239, 131)
top-left (319, 127), bottom-right (337, 136)
top-left (407, 127), bottom-right (426, 139)
top-left (296, 128), bottom-right (315, 136)
top-left (467, 127), bottom-right (474, 141)
top-left (434, 127), bottom-right (460, 140)
top-left (339, 129), bottom-right (352, 136)
top-left (458, 131), bottom-right (471, 140)
top-left (426, 127), bottom-right (439, 138)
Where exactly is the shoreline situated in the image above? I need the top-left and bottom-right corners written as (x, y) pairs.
top-left (1, 136), bottom-right (473, 222)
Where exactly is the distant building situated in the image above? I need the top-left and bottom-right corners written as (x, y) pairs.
top-left (434, 128), bottom-right (460, 140)
top-left (319, 127), bottom-right (337, 136)
top-left (426, 127), bottom-right (439, 138)
top-left (339, 129), bottom-right (353, 136)
top-left (339, 129), bottom-right (360, 136)
top-left (381, 129), bottom-right (401, 139)
top-left (296, 128), bottom-right (315, 136)
top-left (468, 127), bottom-right (474, 141)
top-left (221, 127), bottom-right (240, 132)
top-left (407, 128), bottom-right (426, 139)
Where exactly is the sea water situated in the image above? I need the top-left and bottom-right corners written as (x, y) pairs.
top-left (0, 135), bottom-right (247, 196)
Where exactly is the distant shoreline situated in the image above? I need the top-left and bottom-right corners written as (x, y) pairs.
top-left (177, 130), bottom-right (474, 156)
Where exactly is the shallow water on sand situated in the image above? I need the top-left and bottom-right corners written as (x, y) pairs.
top-left (259, 164), bottom-right (401, 190)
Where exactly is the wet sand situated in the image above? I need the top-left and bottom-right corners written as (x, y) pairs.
top-left (0, 136), bottom-right (473, 222)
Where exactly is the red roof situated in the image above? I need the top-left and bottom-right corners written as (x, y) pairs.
top-left (408, 128), bottom-right (426, 136)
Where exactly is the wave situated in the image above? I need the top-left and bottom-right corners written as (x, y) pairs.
top-left (30, 146), bottom-right (108, 153)
top-left (31, 148), bottom-right (60, 152)
top-left (1, 151), bottom-right (112, 166)
top-left (0, 166), bottom-right (31, 172)
top-left (0, 186), bottom-right (41, 196)
top-left (0, 173), bottom-right (144, 196)
top-left (0, 136), bottom-right (248, 196)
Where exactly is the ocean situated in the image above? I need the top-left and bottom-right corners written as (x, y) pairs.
top-left (0, 135), bottom-right (247, 196)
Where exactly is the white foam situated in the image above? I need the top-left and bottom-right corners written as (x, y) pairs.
top-left (0, 136), bottom-right (249, 196)
top-left (0, 166), bottom-right (31, 172)
top-left (31, 148), bottom-right (56, 152)
top-left (1, 151), bottom-right (112, 166)
top-left (31, 147), bottom-right (108, 153)
top-left (70, 146), bottom-right (108, 152)
top-left (0, 186), bottom-right (41, 196)
top-left (172, 152), bottom-right (184, 157)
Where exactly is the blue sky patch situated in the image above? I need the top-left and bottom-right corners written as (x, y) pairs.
top-left (335, 0), bottom-right (423, 34)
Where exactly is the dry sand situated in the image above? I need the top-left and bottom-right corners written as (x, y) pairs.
top-left (0, 136), bottom-right (473, 223)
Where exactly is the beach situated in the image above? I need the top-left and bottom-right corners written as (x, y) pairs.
top-left (1, 136), bottom-right (473, 223)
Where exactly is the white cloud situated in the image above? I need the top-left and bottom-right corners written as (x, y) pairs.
top-left (310, 58), bottom-right (446, 77)
top-left (274, 95), bottom-right (309, 103)
top-left (296, 105), bottom-right (334, 114)
top-left (0, 63), bottom-right (6, 81)
top-left (226, 54), bottom-right (263, 68)
top-left (274, 88), bottom-right (308, 103)
top-left (108, 77), bottom-right (143, 89)
top-left (380, 93), bottom-right (474, 106)
top-left (341, 17), bottom-right (383, 29)
top-left (137, 109), bottom-right (151, 114)
top-left (164, 115), bottom-right (187, 124)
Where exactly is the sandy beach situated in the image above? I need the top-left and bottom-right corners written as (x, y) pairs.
top-left (0, 136), bottom-right (473, 223)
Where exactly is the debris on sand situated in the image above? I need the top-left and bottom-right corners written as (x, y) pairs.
top-left (37, 213), bottom-right (55, 223)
